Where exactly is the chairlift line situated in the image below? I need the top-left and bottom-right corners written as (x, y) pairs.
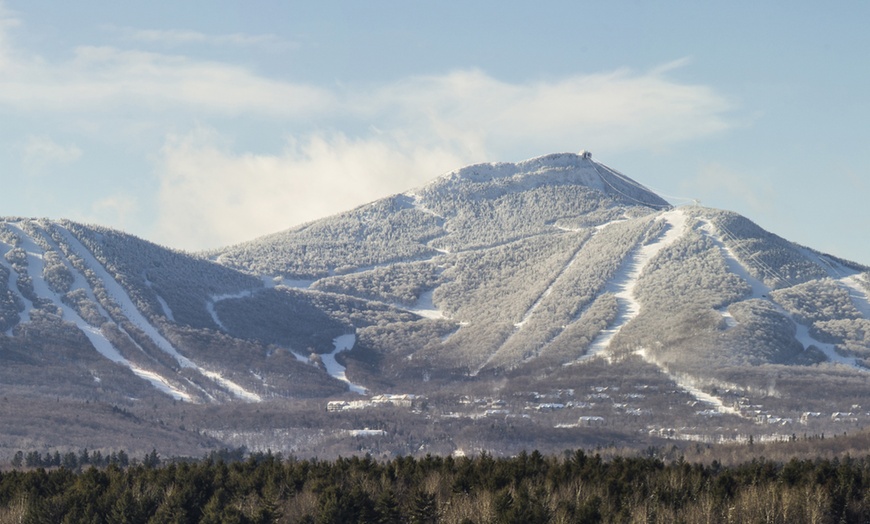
top-left (590, 155), bottom-right (698, 208)
top-left (587, 159), bottom-right (670, 210)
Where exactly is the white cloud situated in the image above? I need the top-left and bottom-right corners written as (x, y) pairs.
top-left (19, 135), bottom-right (82, 173)
top-left (0, 44), bottom-right (333, 116)
top-left (0, 1), bottom-right (21, 69)
top-left (147, 63), bottom-right (735, 249)
top-left (366, 66), bottom-right (732, 157)
top-left (153, 128), bottom-right (466, 250)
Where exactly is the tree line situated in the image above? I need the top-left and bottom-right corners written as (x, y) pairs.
top-left (3, 449), bottom-right (870, 523)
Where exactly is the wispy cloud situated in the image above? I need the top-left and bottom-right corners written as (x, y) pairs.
top-left (89, 193), bottom-right (139, 230)
top-left (0, 1), bottom-right (21, 68)
top-left (365, 66), bottom-right (732, 156)
top-left (106, 25), bottom-right (295, 50)
top-left (19, 135), bottom-right (82, 173)
top-left (154, 128), bottom-right (465, 250)
top-left (0, 44), bottom-right (332, 116)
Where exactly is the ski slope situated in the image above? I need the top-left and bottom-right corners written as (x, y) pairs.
top-left (56, 225), bottom-right (263, 401)
top-left (574, 208), bottom-right (688, 363)
top-left (700, 220), bottom-right (864, 370)
top-left (6, 223), bottom-right (194, 401)
top-left (0, 241), bottom-right (31, 333)
top-left (320, 334), bottom-right (367, 394)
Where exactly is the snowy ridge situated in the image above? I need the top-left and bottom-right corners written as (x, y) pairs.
top-left (419, 152), bottom-right (669, 209)
top-left (571, 209), bottom-right (688, 363)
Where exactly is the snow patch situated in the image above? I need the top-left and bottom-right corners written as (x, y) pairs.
top-left (320, 334), bottom-right (367, 394)
top-left (129, 367), bottom-right (193, 402)
top-left (347, 429), bottom-right (387, 437)
top-left (201, 370), bottom-right (263, 402)
top-left (275, 278), bottom-right (315, 289)
top-left (407, 290), bottom-right (444, 320)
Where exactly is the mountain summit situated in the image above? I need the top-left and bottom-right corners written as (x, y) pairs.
top-left (1, 152), bottom-right (869, 456)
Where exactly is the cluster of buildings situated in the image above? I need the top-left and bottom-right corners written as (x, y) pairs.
top-left (327, 394), bottom-right (424, 412)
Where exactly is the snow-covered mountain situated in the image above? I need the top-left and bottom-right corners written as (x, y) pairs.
top-left (2, 151), bottom-right (869, 457)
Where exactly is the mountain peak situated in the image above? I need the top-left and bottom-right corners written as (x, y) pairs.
top-left (418, 151), bottom-right (670, 211)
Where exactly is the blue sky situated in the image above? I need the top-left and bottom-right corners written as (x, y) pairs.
top-left (1, 1), bottom-right (868, 264)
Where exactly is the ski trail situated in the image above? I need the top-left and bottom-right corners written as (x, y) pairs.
top-left (55, 225), bottom-right (263, 401)
top-left (6, 223), bottom-right (193, 401)
top-left (143, 274), bottom-right (175, 322)
top-left (797, 248), bottom-right (870, 320)
top-left (0, 239), bottom-right (31, 332)
top-left (634, 348), bottom-right (742, 417)
top-left (405, 290), bottom-right (445, 320)
top-left (476, 222), bottom-right (623, 373)
top-left (514, 240), bottom-right (587, 330)
top-left (56, 226), bottom-right (197, 368)
top-left (701, 220), bottom-right (864, 370)
top-left (405, 192), bottom-right (446, 220)
top-left (208, 277), bottom-right (313, 330)
top-left (841, 275), bottom-right (870, 320)
top-left (571, 209), bottom-right (688, 364)
top-left (471, 230), bottom-right (592, 374)
top-left (320, 334), bottom-right (367, 394)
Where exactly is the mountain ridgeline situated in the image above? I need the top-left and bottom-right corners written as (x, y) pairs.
top-left (1, 151), bottom-right (869, 457)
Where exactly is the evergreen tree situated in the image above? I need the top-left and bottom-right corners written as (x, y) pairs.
top-left (409, 490), bottom-right (437, 524)
top-left (11, 450), bottom-right (23, 468)
top-left (375, 489), bottom-right (402, 524)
